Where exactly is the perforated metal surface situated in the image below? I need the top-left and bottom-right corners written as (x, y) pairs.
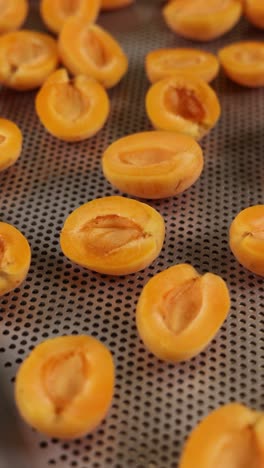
top-left (0, 1), bottom-right (264, 467)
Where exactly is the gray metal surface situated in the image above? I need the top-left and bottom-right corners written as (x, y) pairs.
top-left (1, 1), bottom-right (264, 467)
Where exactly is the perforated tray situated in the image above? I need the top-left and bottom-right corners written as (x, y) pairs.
top-left (1, 1), bottom-right (264, 467)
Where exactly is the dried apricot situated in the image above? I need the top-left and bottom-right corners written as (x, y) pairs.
top-left (101, 0), bottom-right (134, 9)
top-left (0, 118), bottom-right (22, 171)
top-left (0, 0), bottom-right (28, 34)
top-left (244, 0), bottom-right (264, 29)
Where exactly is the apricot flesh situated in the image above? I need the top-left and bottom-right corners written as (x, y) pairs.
top-left (0, 222), bottom-right (31, 296)
top-left (60, 196), bottom-right (165, 275)
top-left (15, 335), bottom-right (115, 439)
top-left (179, 403), bottom-right (264, 468)
top-left (102, 131), bottom-right (204, 199)
top-left (101, 0), bottom-right (134, 10)
top-left (0, 118), bottom-right (22, 171)
top-left (0, 0), bottom-right (28, 34)
top-left (145, 48), bottom-right (220, 84)
top-left (146, 74), bottom-right (221, 140)
top-left (136, 263), bottom-right (230, 362)
top-left (244, 0), bottom-right (264, 29)
top-left (35, 68), bottom-right (110, 141)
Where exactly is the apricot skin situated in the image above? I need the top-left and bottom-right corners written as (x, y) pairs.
top-left (0, 118), bottom-right (22, 171)
top-left (102, 131), bottom-right (204, 199)
top-left (15, 335), bottom-right (115, 439)
top-left (101, 0), bottom-right (134, 9)
top-left (0, 0), bottom-right (28, 34)
top-left (136, 263), bottom-right (230, 362)
top-left (244, 0), bottom-right (264, 29)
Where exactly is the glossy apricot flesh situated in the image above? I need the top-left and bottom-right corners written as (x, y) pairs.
top-left (136, 263), bottom-right (230, 362)
top-left (163, 0), bottom-right (242, 41)
top-left (101, 0), bottom-right (133, 9)
top-left (35, 69), bottom-right (110, 141)
top-left (145, 48), bottom-right (220, 84)
top-left (146, 74), bottom-right (221, 140)
top-left (59, 18), bottom-right (128, 88)
top-left (244, 0), bottom-right (264, 29)
top-left (179, 403), bottom-right (264, 468)
top-left (0, 118), bottom-right (22, 171)
top-left (60, 196), bottom-right (165, 275)
top-left (102, 131), bottom-right (204, 199)
top-left (40, 0), bottom-right (100, 35)
top-left (0, 222), bottom-right (31, 296)
top-left (15, 335), bottom-right (114, 439)
top-left (0, 30), bottom-right (58, 91)
top-left (219, 41), bottom-right (264, 87)
top-left (0, 0), bottom-right (28, 34)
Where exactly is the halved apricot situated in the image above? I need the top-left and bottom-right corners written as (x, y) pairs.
top-left (0, 118), bottom-right (22, 171)
top-left (40, 0), bottom-right (100, 35)
top-left (0, 222), bottom-right (31, 296)
top-left (60, 196), bottom-right (165, 275)
top-left (0, 0), bottom-right (28, 34)
top-left (136, 263), bottom-right (230, 362)
top-left (219, 41), bottom-right (264, 87)
top-left (0, 30), bottom-right (58, 91)
top-left (244, 0), bottom-right (264, 29)
top-left (101, 0), bottom-right (134, 10)
top-left (229, 205), bottom-right (264, 276)
top-left (163, 0), bottom-right (242, 41)
top-left (35, 68), bottom-right (110, 141)
top-left (179, 403), bottom-right (264, 468)
top-left (59, 18), bottom-right (128, 88)
top-left (146, 74), bottom-right (221, 140)
top-left (15, 335), bottom-right (115, 439)
top-left (102, 131), bottom-right (204, 199)
top-left (145, 48), bottom-right (220, 84)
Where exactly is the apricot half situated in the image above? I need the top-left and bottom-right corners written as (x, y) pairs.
top-left (102, 131), bottom-right (204, 199)
top-left (219, 41), bottom-right (264, 87)
top-left (229, 205), bottom-right (264, 276)
top-left (136, 263), bottom-right (230, 362)
top-left (60, 196), bottom-right (165, 275)
top-left (146, 74), bottom-right (221, 140)
top-left (40, 0), bottom-right (100, 35)
top-left (35, 68), bottom-right (110, 141)
top-left (244, 0), bottom-right (264, 29)
top-left (0, 118), bottom-right (22, 171)
top-left (163, 0), bottom-right (242, 41)
top-left (15, 335), bottom-right (115, 439)
top-left (0, 0), bottom-right (28, 34)
top-left (145, 48), bottom-right (220, 84)
top-left (179, 403), bottom-right (264, 468)
top-left (0, 222), bottom-right (31, 296)
top-left (101, 0), bottom-right (134, 10)
top-left (0, 30), bottom-right (58, 91)
top-left (59, 18), bottom-right (128, 88)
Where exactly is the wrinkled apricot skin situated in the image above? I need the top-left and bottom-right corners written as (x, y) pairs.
top-left (102, 131), bottom-right (204, 199)
top-left (0, 0), bottom-right (28, 34)
top-left (229, 205), bottom-right (264, 276)
top-left (219, 41), bottom-right (264, 87)
top-left (0, 30), bottom-right (58, 91)
top-left (163, 0), bottom-right (242, 41)
top-left (0, 222), bottom-right (31, 296)
top-left (179, 403), bottom-right (264, 468)
top-left (0, 118), bottom-right (22, 171)
top-left (146, 74), bottom-right (221, 140)
top-left (145, 48), bottom-right (220, 84)
top-left (40, 0), bottom-right (101, 35)
top-left (244, 0), bottom-right (264, 29)
top-left (36, 69), bottom-right (110, 141)
top-left (59, 18), bottom-right (128, 88)
top-left (136, 263), bottom-right (230, 362)
top-left (101, 0), bottom-right (134, 9)
top-left (60, 196), bottom-right (165, 276)
top-left (15, 335), bottom-right (115, 439)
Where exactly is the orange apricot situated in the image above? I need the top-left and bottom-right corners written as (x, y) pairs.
top-left (136, 263), bottom-right (230, 362)
top-left (0, 30), bottom-right (58, 91)
top-left (35, 68), bottom-right (110, 141)
top-left (0, 118), bottom-right (22, 171)
top-left (146, 74), bottom-right (221, 140)
top-left (229, 205), bottom-right (264, 276)
top-left (101, 0), bottom-right (134, 10)
top-left (244, 0), bottom-right (264, 29)
top-left (60, 196), bottom-right (165, 275)
top-left (59, 18), bottom-right (128, 88)
top-left (145, 48), bottom-right (220, 84)
top-left (0, 0), bottom-right (28, 34)
top-left (219, 41), bottom-right (264, 87)
top-left (0, 222), bottom-right (31, 296)
top-left (15, 335), bottom-right (115, 439)
top-left (40, 0), bottom-right (100, 35)
top-left (179, 403), bottom-right (264, 468)
top-left (163, 0), bottom-right (242, 41)
top-left (102, 131), bottom-right (204, 199)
